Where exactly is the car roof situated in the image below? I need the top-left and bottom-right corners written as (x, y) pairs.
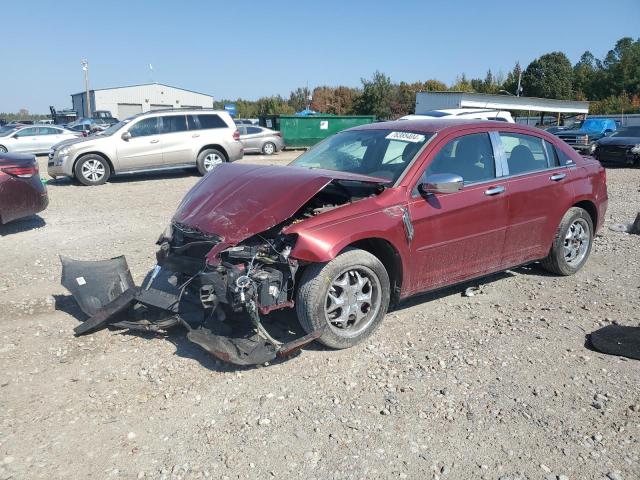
top-left (352, 118), bottom-right (545, 136)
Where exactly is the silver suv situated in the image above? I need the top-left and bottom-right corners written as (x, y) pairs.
top-left (48, 109), bottom-right (243, 185)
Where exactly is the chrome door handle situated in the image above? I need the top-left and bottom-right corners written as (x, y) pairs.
top-left (550, 173), bottom-right (566, 181)
top-left (192, 133), bottom-right (200, 138)
top-left (484, 186), bottom-right (505, 196)
top-left (150, 139), bottom-right (159, 144)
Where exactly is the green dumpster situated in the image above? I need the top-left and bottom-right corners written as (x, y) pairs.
top-left (278, 115), bottom-right (376, 148)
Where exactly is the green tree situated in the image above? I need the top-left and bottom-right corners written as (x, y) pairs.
top-left (353, 71), bottom-right (393, 119)
top-left (522, 52), bottom-right (573, 99)
top-left (450, 74), bottom-right (474, 92)
top-left (288, 87), bottom-right (311, 112)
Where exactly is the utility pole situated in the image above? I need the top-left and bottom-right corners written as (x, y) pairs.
top-left (516, 70), bottom-right (522, 97)
top-left (81, 59), bottom-right (91, 117)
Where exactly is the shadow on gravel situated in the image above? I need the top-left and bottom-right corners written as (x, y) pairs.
top-left (46, 168), bottom-right (199, 187)
top-left (0, 215), bottom-right (46, 236)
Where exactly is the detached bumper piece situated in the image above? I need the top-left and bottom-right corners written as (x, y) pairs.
top-left (60, 256), bottom-right (320, 366)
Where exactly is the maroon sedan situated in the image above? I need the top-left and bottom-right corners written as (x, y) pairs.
top-left (0, 153), bottom-right (48, 225)
top-left (64, 119), bottom-right (607, 365)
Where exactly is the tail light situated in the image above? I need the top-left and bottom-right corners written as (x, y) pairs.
top-left (233, 129), bottom-right (240, 141)
top-left (1, 163), bottom-right (38, 178)
top-left (82, 131), bottom-right (88, 137)
top-left (275, 132), bottom-right (282, 137)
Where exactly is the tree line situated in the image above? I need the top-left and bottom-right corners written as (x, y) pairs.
top-left (214, 36), bottom-right (639, 119)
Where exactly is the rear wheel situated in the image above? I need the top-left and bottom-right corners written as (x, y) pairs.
top-left (296, 248), bottom-right (390, 349)
top-left (262, 142), bottom-right (276, 155)
top-left (196, 148), bottom-right (226, 175)
top-left (74, 154), bottom-right (110, 186)
top-left (540, 207), bottom-right (594, 276)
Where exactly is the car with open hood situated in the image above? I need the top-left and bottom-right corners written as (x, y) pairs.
top-left (63, 119), bottom-right (608, 366)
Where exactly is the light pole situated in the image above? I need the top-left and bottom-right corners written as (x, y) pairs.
top-left (81, 60), bottom-right (91, 118)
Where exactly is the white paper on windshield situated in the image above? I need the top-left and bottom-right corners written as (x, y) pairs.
top-left (385, 131), bottom-right (425, 143)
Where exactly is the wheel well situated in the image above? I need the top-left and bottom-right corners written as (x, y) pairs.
top-left (73, 152), bottom-right (114, 176)
top-left (574, 200), bottom-right (597, 228)
top-left (348, 238), bottom-right (403, 306)
top-left (198, 144), bottom-right (228, 161)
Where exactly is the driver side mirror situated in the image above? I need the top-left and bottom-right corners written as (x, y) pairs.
top-left (12, 134), bottom-right (19, 139)
top-left (419, 173), bottom-right (464, 195)
top-left (121, 131), bottom-right (132, 141)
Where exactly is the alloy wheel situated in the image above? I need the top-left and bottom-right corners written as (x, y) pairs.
top-left (203, 153), bottom-right (223, 171)
top-left (263, 143), bottom-right (275, 155)
top-left (81, 159), bottom-right (105, 182)
top-left (564, 218), bottom-right (590, 265)
top-left (324, 267), bottom-right (381, 337)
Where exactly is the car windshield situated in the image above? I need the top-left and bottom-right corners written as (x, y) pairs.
top-left (0, 126), bottom-right (18, 136)
top-left (99, 118), bottom-right (131, 136)
top-left (612, 126), bottom-right (640, 137)
top-left (290, 129), bottom-right (432, 184)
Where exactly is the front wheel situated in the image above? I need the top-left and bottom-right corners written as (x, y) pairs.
top-left (74, 154), bottom-right (111, 186)
top-left (540, 207), bottom-right (594, 276)
top-left (196, 148), bottom-right (226, 175)
top-left (0, 145), bottom-right (7, 153)
top-left (296, 248), bottom-right (390, 349)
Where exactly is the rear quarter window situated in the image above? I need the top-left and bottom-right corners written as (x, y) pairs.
top-left (197, 114), bottom-right (227, 130)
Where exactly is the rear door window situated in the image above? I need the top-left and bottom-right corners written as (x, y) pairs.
top-left (498, 132), bottom-right (550, 175)
top-left (187, 115), bottom-right (200, 130)
top-left (197, 114), bottom-right (227, 130)
top-left (161, 115), bottom-right (188, 134)
top-left (426, 132), bottom-right (496, 184)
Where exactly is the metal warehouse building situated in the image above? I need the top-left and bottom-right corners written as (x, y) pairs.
top-left (71, 83), bottom-right (214, 120)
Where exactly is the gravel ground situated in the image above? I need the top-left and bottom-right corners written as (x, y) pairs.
top-left (0, 155), bottom-right (638, 480)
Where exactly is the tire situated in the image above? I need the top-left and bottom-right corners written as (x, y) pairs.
top-left (196, 148), bottom-right (226, 175)
top-left (262, 142), bottom-right (276, 155)
top-left (540, 207), bottom-right (594, 276)
top-left (0, 146), bottom-right (7, 153)
top-left (296, 248), bottom-right (390, 349)
top-left (74, 154), bottom-right (111, 186)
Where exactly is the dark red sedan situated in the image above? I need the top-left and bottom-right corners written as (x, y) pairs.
top-left (65, 119), bottom-right (608, 365)
top-left (0, 153), bottom-right (48, 225)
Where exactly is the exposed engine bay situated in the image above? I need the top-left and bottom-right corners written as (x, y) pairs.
top-left (61, 178), bottom-right (384, 366)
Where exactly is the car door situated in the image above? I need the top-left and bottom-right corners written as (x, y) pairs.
top-left (407, 130), bottom-right (509, 293)
top-left (243, 126), bottom-right (264, 152)
top-left (496, 131), bottom-right (576, 267)
top-left (10, 127), bottom-right (39, 153)
top-left (116, 116), bottom-right (163, 169)
top-left (37, 127), bottom-right (65, 152)
top-left (159, 114), bottom-right (192, 165)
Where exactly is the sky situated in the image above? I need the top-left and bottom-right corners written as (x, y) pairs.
top-left (1, 0), bottom-right (639, 113)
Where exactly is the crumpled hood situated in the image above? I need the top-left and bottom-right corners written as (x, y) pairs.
top-left (172, 163), bottom-right (386, 247)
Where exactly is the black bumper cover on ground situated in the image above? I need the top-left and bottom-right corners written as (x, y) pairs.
top-left (60, 256), bottom-right (320, 366)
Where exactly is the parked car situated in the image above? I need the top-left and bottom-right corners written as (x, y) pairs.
top-left (7, 120), bottom-right (34, 125)
top-left (0, 152), bottom-right (48, 224)
top-left (66, 118), bottom-right (106, 136)
top-left (554, 118), bottom-right (617, 154)
top-left (48, 109), bottom-right (243, 186)
top-left (593, 126), bottom-right (640, 167)
top-left (64, 119), bottom-right (607, 365)
top-left (401, 108), bottom-right (514, 123)
top-left (234, 119), bottom-right (255, 125)
top-left (238, 125), bottom-right (284, 155)
top-left (0, 126), bottom-right (81, 154)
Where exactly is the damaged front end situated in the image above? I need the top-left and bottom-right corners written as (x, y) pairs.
top-left (61, 163), bottom-right (387, 366)
top-left (61, 225), bottom-right (320, 366)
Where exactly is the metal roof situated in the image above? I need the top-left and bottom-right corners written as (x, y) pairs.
top-left (71, 83), bottom-right (213, 98)
top-left (416, 91), bottom-right (589, 114)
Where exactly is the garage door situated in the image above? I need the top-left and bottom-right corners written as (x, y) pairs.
top-left (118, 103), bottom-right (142, 119)
top-left (150, 104), bottom-right (172, 110)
